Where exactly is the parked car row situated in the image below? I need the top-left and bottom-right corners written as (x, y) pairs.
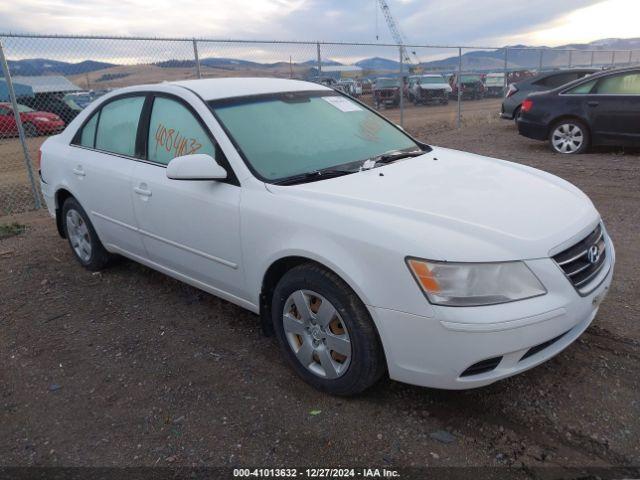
top-left (370, 72), bottom-right (508, 109)
top-left (503, 66), bottom-right (640, 154)
top-left (0, 90), bottom-right (109, 139)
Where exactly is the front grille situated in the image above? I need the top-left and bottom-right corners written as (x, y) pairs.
top-left (460, 356), bottom-right (502, 377)
top-left (520, 330), bottom-right (569, 361)
top-left (552, 224), bottom-right (607, 293)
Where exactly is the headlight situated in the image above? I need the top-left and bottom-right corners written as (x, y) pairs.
top-left (34, 117), bottom-right (50, 122)
top-left (406, 258), bottom-right (546, 307)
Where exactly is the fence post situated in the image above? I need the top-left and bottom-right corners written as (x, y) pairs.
top-left (316, 42), bottom-right (322, 80)
top-left (590, 50), bottom-right (595, 66)
top-left (457, 47), bottom-right (462, 129)
top-left (611, 51), bottom-right (615, 66)
top-left (629, 50), bottom-right (633, 65)
top-left (192, 39), bottom-right (201, 79)
top-left (538, 49), bottom-right (543, 71)
top-left (399, 46), bottom-right (404, 128)
top-left (0, 39), bottom-right (41, 210)
top-left (503, 48), bottom-right (508, 91)
top-left (568, 50), bottom-right (572, 68)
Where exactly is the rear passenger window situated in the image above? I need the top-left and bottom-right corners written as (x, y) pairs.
top-left (147, 97), bottom-right (215, 165)
top-left (566, 79), bottom-right (597, 94)
top-left (79, 112), bottom-right (98, 148)
top-left (95, 96), bottom-right (145, 156)
top-left (595, 73), bottom-right (640, 95)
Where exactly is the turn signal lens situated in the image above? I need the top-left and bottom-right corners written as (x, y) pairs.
top-left (406, 258), bottom-right (546, 307)
top-left (407, 259), bottom-right (440, 293)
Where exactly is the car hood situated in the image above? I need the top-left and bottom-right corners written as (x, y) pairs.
top-left (22, 111), bottom-right (61, 120)
top-left (418, 83), bottom-right (451, 91)
top-left (266, 147), bottom-right (599, 261)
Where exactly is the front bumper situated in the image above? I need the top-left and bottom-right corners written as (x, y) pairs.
top-left (368, 236), bottom-right (615, 390)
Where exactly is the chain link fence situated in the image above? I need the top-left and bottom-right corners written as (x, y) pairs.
top-left (1, 33), bottom-right (639, 216)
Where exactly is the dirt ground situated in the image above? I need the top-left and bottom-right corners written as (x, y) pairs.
top-left (1, 119), bottom-right (639, 475)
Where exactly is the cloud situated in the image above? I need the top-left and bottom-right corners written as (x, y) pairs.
top-left (0, 0), bottom-right (636, 64)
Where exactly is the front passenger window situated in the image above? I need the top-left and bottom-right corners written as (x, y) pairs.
top-left (147, 97), bottom-right (216, 165)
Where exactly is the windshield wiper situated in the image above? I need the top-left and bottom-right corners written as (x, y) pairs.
top-left (272, 167), bottom-right (357, 186)
top-left (361, 149), bottom-right (424, 169)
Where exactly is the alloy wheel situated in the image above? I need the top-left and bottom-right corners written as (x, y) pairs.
top-left (552, 123), bottom-right (584, 153)
top-left (66, 209), bottom-right (92, 262)
top-left (282, 290), bottom-right (352, 379)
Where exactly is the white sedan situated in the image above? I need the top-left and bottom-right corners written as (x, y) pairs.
top-left (39, 78), bottom-right (614, 395)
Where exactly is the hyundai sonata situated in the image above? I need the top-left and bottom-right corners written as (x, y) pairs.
top-left (39, 78), bottom-right (614, 395)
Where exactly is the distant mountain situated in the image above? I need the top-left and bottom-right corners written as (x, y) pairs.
top-left (301, 59), bottom-right (343, 66)
top-left (355, 57), bottom-right (400, 70)
top-left (7, 58), bottom-right (115, 76)
top-left (5, 37), bottom-right (639, 78)
top-left (420, 37), bottom-right (640, 72)
top-left (200, 57), bottom-right (264, 68)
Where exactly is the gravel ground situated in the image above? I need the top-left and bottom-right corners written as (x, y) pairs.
top-left (1, 120), bottom-right (639, 475)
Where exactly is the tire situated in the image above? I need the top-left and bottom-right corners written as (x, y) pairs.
top-left (62, 197), bottom-right (112, 271)
top-left (271, 264), bottom-right (386, 396)
top-left (513, 107), bottom-right (521, 125)
top-left (548, 119), bottom-right (590, 154)
top-left (23, 123), bottom-right (38, 137)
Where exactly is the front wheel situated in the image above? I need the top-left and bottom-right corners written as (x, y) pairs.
top-left (549, 119), bottom-right (589, 154)
top-left (271, 264), bottom-right (386, 396)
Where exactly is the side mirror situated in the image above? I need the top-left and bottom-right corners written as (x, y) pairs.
top-left (166, 154), bottom-right (227, 181)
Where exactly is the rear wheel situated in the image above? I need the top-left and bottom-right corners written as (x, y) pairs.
top-left (549, 119), bottom-right (589, 154)
top-left (62, 197), bottom-right (112, 271)
top-left (271, 264), bottom-right (386, 396)
top-left (513, 106), bottom-right (521, 124)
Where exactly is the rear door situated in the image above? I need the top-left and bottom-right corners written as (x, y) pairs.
top-left (129, 94), bottom-right (245, 299)
top-left (586, 71), bottom-right (640, 145)
top-left (67, 94), bottom-right (147, 257)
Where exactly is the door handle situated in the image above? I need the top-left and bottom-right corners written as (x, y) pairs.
top-left (134, 186), bottom-right (152, 197)
top-left (72, 166), bottom-right (86, 177)
top-left (587, 101), bottom-right (599, 107)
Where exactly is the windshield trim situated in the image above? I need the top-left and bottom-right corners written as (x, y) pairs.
top-left (206, 88), bottom-right (430, 185)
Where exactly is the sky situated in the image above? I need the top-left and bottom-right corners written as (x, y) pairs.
top-left (1, 0), bottom-right (639, 63)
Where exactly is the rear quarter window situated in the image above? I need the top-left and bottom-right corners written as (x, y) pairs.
top-left (78, 112), bottom-right (99, 148)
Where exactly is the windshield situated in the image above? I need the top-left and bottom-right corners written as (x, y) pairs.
top-left (16, 104), bottom-right (34, 113)
top-left (210, 91), bottom-right (419, 182)
top-left (375, 78), bottom-right (399, 88)
top-left (485, 75), bottom-right (504, 85)
top-left (420, 76), bottom-right (445, 84)
top-left (63, 95), bottom-right (83, 111)
top-left (461, 75), bottom-right (482, 83)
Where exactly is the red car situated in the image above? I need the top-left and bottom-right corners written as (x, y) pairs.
top-left (0, 102), bottom-right (65, 138)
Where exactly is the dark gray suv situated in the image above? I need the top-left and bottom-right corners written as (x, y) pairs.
top-left (501, 69), bottom-right (599, 121)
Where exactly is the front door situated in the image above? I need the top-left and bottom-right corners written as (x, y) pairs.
top-left (130, 95), bottom-right (244, 300)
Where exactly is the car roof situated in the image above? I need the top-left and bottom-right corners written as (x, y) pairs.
top-left (533, 68), bottom-right (599, 80)
top-left (170, 77), bottom-right (331, 101)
